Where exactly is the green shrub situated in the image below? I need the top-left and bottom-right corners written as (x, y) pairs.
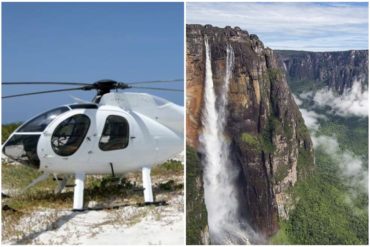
top-left (268, 68), bottom-right (283, 82)
top-left (2, 122), bottom-right (22, 143)
top-left (186, 146), bottom-right (209, 244)
top-left (240, 132), bottom-right (259, 146)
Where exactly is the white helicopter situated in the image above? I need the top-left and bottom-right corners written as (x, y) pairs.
top-left (2, 79), bottom-right (184, 211)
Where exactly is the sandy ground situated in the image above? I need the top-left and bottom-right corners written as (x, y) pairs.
top-left (3, 194), bottom-right (184, 245)
top-left (2, 153), bottom-right (185, 244)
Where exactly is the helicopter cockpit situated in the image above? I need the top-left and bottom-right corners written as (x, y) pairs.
top-left (2, 104), bottom-right (98, 169)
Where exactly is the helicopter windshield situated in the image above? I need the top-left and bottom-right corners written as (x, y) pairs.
top-left (18, 106), bottom-right (70, 132)
top-left (3, 135), bottom-right (41, 169)
top-left (3, 106), bottom-right (70, 169)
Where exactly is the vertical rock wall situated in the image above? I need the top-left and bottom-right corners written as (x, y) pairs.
top-left (276, 50), bottom-right (369, 94)
top-left (186, 24), bottom-right (315, 237)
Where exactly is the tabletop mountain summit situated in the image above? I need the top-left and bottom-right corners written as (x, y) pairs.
top-left (276, 50), bottom-right (368, 94)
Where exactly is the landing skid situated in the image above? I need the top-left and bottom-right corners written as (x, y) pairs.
top-left (72, 173), bottom-right (85, 211)
top-left (72, 201), bottom-right (167, 212)
top-left (72, 167), bottom-right (155, 211)
top-left (2, 204), bottom-right (18, 212)
top-left (142, 167), bottom-right (153, 203)
top-left (4, 168), bottom-right (156, 211)
top-left (2, 193), bottom-right (10, 198)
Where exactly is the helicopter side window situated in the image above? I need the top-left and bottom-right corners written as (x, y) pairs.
top-left (99, 115), bottom-right (129, 151)
top-left (51, 114), bottom-right (90, 156)
top-left (18, 107), bottom-right (70, 132)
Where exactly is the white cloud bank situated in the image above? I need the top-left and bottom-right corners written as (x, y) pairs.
top-left (298, 100), bottom-right (368, 195)
top-left (312, 135), bottom-right (368, 193)
top-left (299, 108), bottom-right (327, 131)
top-left (292, 94), bottom-right (302, 106)
top-left (187, 2), bottom-right (368, 51)
top-left (313, 80), bottom-right (368, 117)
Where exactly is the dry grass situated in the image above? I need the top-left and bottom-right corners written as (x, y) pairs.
top-left (2, 160), bottom-right (184, 243)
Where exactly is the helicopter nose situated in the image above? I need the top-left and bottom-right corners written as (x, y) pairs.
top-left (2, 134), bottom-right (41, 169)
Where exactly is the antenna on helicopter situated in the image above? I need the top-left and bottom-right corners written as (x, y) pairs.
top-left (3, 78), bottom-right (183, 103)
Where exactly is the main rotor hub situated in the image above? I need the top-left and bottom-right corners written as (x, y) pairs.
top-left (90, 79), bottom-right (131, 103)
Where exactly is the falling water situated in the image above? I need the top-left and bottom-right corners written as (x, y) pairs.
top-left (200, 38), bottom-right (253, 244)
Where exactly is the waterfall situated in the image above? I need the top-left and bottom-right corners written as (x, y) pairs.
top-left (200, 38), bottom-right (252, 244)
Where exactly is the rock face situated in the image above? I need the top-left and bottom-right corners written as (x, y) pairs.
top-left (276, 50), bottom-right (369, 94)
top-left (186, 146), bottom-right (210, 245)
top-left (186, 25), bottom-right (315, 237)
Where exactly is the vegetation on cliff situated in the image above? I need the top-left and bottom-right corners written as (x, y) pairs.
top-left (186, 25), bottom-right (367, 244)
top-left (276, 50), bottom-right (369, 94)
top-left (273, 126), bottom-right (368, 244)
top-left (186, 25), bottom-right (315, 239)
top-left (186, 146), bottom-right (209, 244)
top-left (285, 152), bottom-right (368, 244)
top-left (272, 62), bottom-right (368, 244)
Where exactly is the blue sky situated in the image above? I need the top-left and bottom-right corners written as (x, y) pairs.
top-left (2, 2), bottom-right (184, 123)
top-left (187, 2), bottom-right (368, 51)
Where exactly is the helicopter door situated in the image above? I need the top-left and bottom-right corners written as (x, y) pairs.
top-left (88, 111), bottom-right (133, 173)
top-left (51, 114), bottom-right (91, 157)
top-left (38, 110), bottom-right (97, 173)
top-left (98, 115), bottom-right (129, 151)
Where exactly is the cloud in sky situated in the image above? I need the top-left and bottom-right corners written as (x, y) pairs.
top-left (187, 2), bottom-right (368, 51)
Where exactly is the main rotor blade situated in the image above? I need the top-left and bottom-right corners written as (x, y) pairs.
top-left (129, 86), bottom-right (183, 92)
top-left (127, 79), bottom-right (183, 85)
top-left (3, 82), bottom-right (90, 86)
top-left (2, 87), bottom-right (87, 99)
